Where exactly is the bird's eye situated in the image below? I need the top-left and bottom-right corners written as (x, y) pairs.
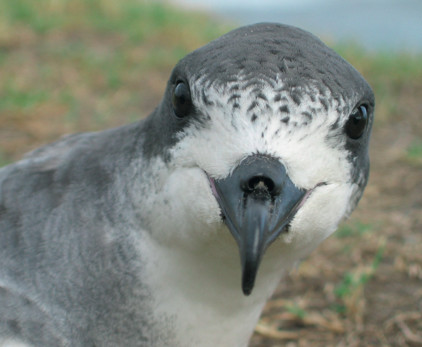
top-left (345, 105), bottom-right (368, 139)
top-left (172, 81), bottom-right (192, 118)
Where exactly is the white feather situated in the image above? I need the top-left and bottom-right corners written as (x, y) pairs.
top-left (130, 77), bottom-right (357, 346)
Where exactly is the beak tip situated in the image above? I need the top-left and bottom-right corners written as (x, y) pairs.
top-left (241, 261), bottom-right (259, 296)
top-left (211, 154), bottom-right (307, 297)
top-left (242, 282), bottom-right (254, 296)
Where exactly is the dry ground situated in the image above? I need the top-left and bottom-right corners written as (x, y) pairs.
top-left (0, 2), bottom-right (421, 346)
top-left (250, 80), bottom-right (422, 346)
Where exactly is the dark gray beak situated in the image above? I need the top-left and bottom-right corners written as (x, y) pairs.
top-left (209, 154), bottom-right (306, 296)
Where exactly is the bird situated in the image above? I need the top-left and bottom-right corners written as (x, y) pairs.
top-left (0, 23), bottom-right (374, 347)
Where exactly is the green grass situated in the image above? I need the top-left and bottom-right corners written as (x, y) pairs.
top-left (0, 2), bottom-right (419, 339)
top-left (334, 41), bottom-right (422, 88)
top-left (335, 221), bottom-right (373, 239)
top-left (333, 42), bottom-right (422, 123)
top-left (333, 243), bottom-right (385, 315)
top-left (285, 304), bottom-right (307, 319)
top-left (406, 140), bottom-right (422, 164)
top-left (335, 243), bottom-right (384, 298)
top-left (1, 1), bottom-right (174, 34)
top-left (0, 148), bottom-right (13, 168)
top-left (0, 0), bottom-right (421, 162)
top-left (0, 0), bottom-right (230, 45)
top-left (0, 84), bottom-right (48, 111)
top-left (0, 0), bottom-right (231, 153)
top-left (408, 141), bottom-right (422, 158)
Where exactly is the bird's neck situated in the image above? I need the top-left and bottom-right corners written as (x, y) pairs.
top-left (138, 231), bottom-right (288, 347)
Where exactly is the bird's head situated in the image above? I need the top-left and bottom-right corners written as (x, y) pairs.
top-left (140, 23), bottom-right (374, 295)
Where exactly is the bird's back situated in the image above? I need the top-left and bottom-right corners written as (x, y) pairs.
top-left (0, 23), bottom-right (374, 347)
top-left (0, 122), bottom-right (164, 346)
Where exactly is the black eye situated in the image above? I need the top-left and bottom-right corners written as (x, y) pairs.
top-left (345, 105), bottom-right (368, 139)
top-left (172, 81), bottom-right (192, 118)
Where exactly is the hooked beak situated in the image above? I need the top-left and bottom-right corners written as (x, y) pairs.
top-left (208, 154), bottom-right (308, 296)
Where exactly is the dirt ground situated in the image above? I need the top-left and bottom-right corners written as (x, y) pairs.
top-left (250, 81), bottom-right (422, 346)
top-left (0, 29), bottom-right (421, 347)
top-left (2, 80), bottom-right (421, 347)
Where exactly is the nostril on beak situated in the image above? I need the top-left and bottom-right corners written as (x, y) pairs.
top-left (232, 154), bottom-right (288, 198)
top-left (243, 176), bottom-right (278, 195)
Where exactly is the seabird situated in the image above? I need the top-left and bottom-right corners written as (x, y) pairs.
top-left (0, 23), bottom-right (374, 346)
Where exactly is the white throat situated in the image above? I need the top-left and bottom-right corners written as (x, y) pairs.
top-left (129, 152), bottom-right (348, 346)
top-left (137, 229), bottom-right (293, 347)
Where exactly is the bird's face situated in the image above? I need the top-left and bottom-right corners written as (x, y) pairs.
top-left (142, 24), bottom-right (374, 295)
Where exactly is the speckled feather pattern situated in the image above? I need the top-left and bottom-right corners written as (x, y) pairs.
top-left (0, 23), bottom-right (374, 347)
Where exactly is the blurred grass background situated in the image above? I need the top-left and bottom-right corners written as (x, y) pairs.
top-left (1, 0), bottom-right (422, 345)
top-left (0, 0), bottom-right (230, 164)
top-left (1, 0), bottom-right (421, 166)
